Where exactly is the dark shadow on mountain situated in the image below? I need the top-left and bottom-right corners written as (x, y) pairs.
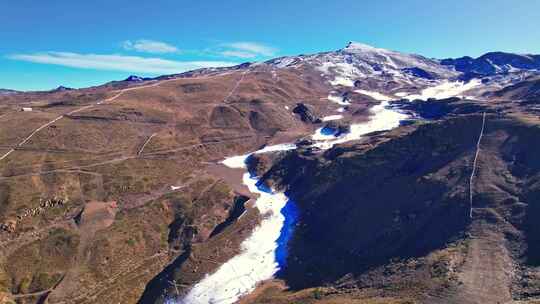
top-left (264, 115), bottom-right (490, 289)
top-left (138, 247), bottom-right (191, 304)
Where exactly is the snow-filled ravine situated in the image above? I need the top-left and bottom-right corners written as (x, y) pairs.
top-left (178, 144), bottom-right (297, 304)
top-left (175, 91), bottom-right (410, 304)
top-left (174, 58), bottom-right (486, 302)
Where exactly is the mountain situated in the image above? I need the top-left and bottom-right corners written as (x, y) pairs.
top-left (124, 75), bottom-right (148, 82)
top-left (1, 42), bottom-right (540, 304)
top-left (441, 52), bottom-right (540, 75)
top-left (264, 42), bottom-right (540, 100)
top-left (493, 75), bottom-right (540, 100)
top-left (258, 113), bottom-right (539, 303)
top-left (0, 89), bottom-right (19, 96)
top-left (50, 85), bottom-right (74, 92)
top-left (265, 41), bottom-right (459, 94)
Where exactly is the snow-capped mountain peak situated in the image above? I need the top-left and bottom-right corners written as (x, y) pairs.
top-left (259, 41), bottom-right (540, 100)
top-left (293, 42), bottom-right (458, 91)
top-left (343, 41), bottom-right (389, 53)
top-left (441, 52), bottom-right (540, 76)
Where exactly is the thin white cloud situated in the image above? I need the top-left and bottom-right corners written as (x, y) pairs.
top-left (220, 42), bottom-right (278, 58)
top-left (8, 52), bottom-right (236, 74)
top-left (219, 50), bottom-right (258, 59)
top-left (122, 39), bottom-right (179, 54)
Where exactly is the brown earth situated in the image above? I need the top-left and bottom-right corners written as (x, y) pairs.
top-left (0, 63), bottom-right (382, 304)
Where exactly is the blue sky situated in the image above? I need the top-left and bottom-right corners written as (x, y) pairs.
top-left (1, 0), bottom-right (539, 91)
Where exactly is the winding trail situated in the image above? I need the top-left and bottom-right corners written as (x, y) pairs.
top-left (0, 135), bottom-right (256, 181)
top-left (0, 74), bottom-right (222, 162)
top-left (138, 133), bottom-right (157, 156)
top-left (223, 70), bottom-right (249, 103)
top-left (0, 89), bottom-right (127, 161)
top-left (469, 112), bottom-right (487, 218)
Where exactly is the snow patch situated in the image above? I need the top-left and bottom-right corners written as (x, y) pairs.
top-left (181, 173), bottom-right (289, 304)
top-left (344, 41), bottom-right (386, 52)
top-left (220, 144), bottom-right (296, 169)
top-left (321, 114), bottom-right (344, 122)
top-left (181, 142), bottom-right (297, 303)
top-left (317, 61), bottom-right (337, 74)
top-left (274, 57), bottom-right (298, 68)
top-left (312, 101), bottom-right (408, 150)
top-left (395, 92), bottom-right (409, 97)
top-left (256, 143), bottom-right (297, 154)
top-left (330, 76), bottom-right (355, 87)
top-left (221, 154), bottom-right (249, 169)
top-left (355, 89), bottom-right (393, 101)
top-left (404, 79), bottom-right (482, 100)
top-left (328, 94), bottom-right (350, 106)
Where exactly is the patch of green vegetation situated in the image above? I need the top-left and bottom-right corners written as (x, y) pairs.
top-left (30, 272), bottom-right (62, 292)
top-left (158, 224), bottom-right (169, 248)
top-left (213, 181), bottom-right (231, 196)
top-left (17, 276), bottom-right (31, 294)
top-left (126, 239), bottom-right (136, 246)
top-left (0, 269), bottom-right (10, 292)
top-left (430, 259), bottom-right (450, 279)
top-left (45, 228), bottom-right (80, 256)
top-left (312, 288), bottom-right (323, 300)
top-left (6, 226), bottom-right (78, 292)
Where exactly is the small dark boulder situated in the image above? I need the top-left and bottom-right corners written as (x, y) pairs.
top-left (293, 103), bottom-right (321, 124)
top-left (245, 151), bottom-right (287, 178)
top-left (295, 138), bottom-right (314, 147)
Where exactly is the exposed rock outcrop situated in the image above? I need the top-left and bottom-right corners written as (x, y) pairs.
top-left (293, 103), bottom-right (321, 124)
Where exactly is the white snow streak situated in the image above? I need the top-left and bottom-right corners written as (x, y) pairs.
top-left (321, 114), bottom-right (344, 122)
top-left (181, 142), bottom-right (295, 304)
top-left (404, 79), bottom-right (482, 100)
top-left (355, 89), bottom-right (393, 101)
top-left (469, 112), bottom-right (487, 219)
top-left (312, 100), bottom-right (408, 150)
top-left (181, 173), bottom-right (288, 304)
top-left (221, 143), bottom-right (296, 169)
top-left (328, 94), bottom-right (350, 106)
top-left (329, 76), bottom-right (355, 87)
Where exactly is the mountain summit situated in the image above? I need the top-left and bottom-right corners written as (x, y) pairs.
top-left (442, 52), bottom-right (540, 75)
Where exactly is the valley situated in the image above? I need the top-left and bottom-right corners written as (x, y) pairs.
top-left (1, 42), bottom-right (540, 304)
